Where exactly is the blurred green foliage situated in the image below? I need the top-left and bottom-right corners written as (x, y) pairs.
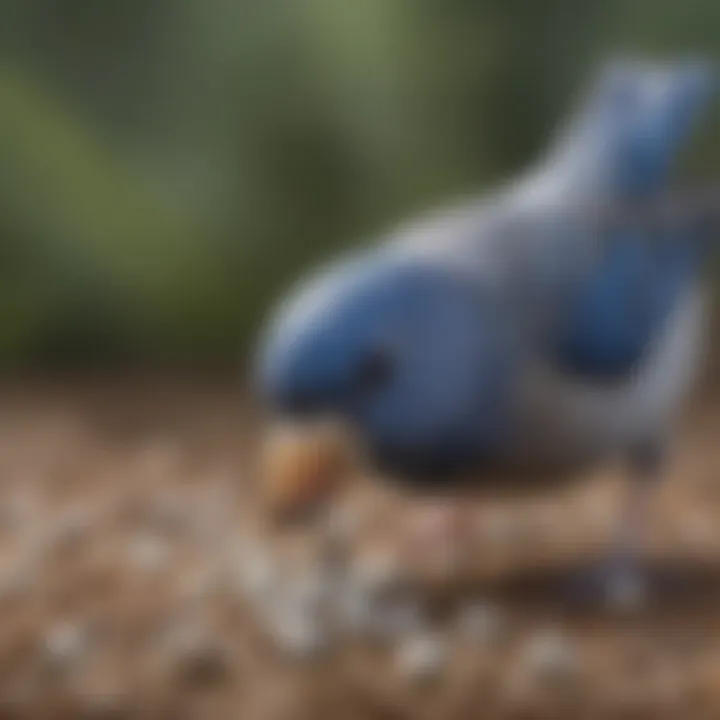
top-left (0, 0), bottom-right (718, 366)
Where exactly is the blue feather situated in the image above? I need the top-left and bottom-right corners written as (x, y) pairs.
top-left (551, 230), bottom-right (699, 378)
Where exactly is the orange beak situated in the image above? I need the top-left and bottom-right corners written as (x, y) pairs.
top-left (258, 419), bottom-right (357, 523)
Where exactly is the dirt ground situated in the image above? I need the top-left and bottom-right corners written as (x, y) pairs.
top-left (0, 377), bottom-right (719, 719)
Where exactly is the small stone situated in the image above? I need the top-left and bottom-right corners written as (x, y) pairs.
top-left (44, 621), bottom-right (86, 665)
top-left (518, 628), bottom-right (579, 685)
top-left (335, 587), bottom-right (375, 635)
top-left (236, 543), bottom-right (278, 602)
top-left (268, 609), bottom-right (328, 660)
top-left (395, 631), bottom-right (446, 682)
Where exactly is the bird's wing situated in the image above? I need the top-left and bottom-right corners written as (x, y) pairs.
top-left (485, 189), bottom-right (716, 383)
top-left (546, 225), bottom-right (699, 380)
top-left (388, 185), bottom-right (716, 386)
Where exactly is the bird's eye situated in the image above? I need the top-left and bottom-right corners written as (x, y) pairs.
top-left (355, 347), bottom-right (395, 395)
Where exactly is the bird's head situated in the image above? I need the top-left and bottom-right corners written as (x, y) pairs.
top-left (560, 57), bottom-right (714, 196)
top-left (254, 250), bottom-right (517, 522)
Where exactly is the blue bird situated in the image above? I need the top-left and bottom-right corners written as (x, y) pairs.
top-left (254, 58), bottom-right (715, 605)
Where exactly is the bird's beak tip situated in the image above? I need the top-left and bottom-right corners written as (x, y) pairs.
top-left (258, 419), bottom-right (355, 526)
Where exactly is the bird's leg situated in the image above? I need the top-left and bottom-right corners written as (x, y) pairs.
top-left (570, 442), bottom-right (665, 610)
top-left (599, 441), bottom-right (666, 610)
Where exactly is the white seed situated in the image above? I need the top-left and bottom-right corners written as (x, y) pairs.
top-left (268, 609), bottom-right (328, 660)
top-left (44, 621), bottom-right (86, 664)
top-left (457, 600), bottom-right (507, 646)
top-left (335, 586), bottom-right (376, 635)
top-left (519, 628), bottom-right (578, 684)
top-left (283, 569), bottom-right (330, 619)
top-left (395, 631), bottom-right (446, 682)
top-left (236, 543), bottom-right (277, 602)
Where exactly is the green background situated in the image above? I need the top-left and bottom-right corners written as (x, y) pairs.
top-left (0, 0), bottom-right (718, 368)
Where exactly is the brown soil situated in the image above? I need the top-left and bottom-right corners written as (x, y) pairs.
top-left (0, 378), bottom-right (718, 719)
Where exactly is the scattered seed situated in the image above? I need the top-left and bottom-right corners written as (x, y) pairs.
top-left (518, 628), bottom-right (579, 685)
top-left (335, 586), bottom-right (376, 635)
top-left (268, 608), bottom-right (328, 660)
top-left (395, 631), bottom-right (446, 682)
top-left (236, 543), bottom-right (278, 602)
top-left (44, 621), bottom-right (87, 665)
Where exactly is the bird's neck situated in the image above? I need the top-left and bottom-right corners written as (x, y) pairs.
top-left (538, 130), bottom-right (628, 202)
top-left (533, 111), bottom-right (664, 204)
top-left (512, 148), bottom-right (620, 211)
